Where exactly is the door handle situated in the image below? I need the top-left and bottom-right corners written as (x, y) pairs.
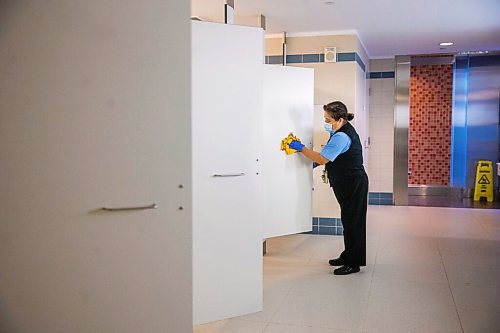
top-left (101, 203), bottom-right (158, 211)
top-left (212, 173), bottom-right (246, 177)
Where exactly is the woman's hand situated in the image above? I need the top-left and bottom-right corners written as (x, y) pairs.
top-left (289, 140), bottom-right (304, 152)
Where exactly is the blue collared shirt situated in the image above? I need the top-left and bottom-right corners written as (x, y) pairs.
top-left (320, 132), bottom-right (351, 162)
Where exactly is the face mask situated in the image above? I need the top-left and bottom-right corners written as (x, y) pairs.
top-left (324, 122), bottom-right (335, 134)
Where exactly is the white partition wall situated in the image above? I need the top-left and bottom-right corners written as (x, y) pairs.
top-left (262, 66), bottom-right (314, 238)
top-left (192, 21), bottom-right (264, 325)
top-left (0, 2), bottom-right (192, 332)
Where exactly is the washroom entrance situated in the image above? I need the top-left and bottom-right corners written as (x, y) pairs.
top-left (394, 53), bottom-right (500, 208)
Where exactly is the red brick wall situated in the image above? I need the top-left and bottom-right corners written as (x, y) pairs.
top-left (409, 65), bottom-right (453, 185)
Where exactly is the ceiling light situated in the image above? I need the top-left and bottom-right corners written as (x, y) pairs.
top-left (439, 42), bottom-right (454, 46)
top-left (324, 1), bottom-right (335, 5)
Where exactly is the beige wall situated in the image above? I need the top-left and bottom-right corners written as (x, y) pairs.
top-left (309, 63), bottom-right (357, 217)
top-left (266, 37), bottom-right (283, 55)
top-left (297, 62), bottom-right (356, 106)
top-left (266, 35), bottom-right (358, 56)
top-left (265, 34), bottom-right (369, 217)
top-left (368, 58), bottom-right (396, 193)
top-left (355, 65), bottom-right (369, 170)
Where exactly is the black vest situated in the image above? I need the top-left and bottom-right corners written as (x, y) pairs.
top-left (326, 122), bottom-right (365, 185)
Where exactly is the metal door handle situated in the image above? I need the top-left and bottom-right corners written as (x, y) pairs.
top-left (212, 173), bottom-right (246, 177)
top-left (101, 203), bottom-right (158, 211)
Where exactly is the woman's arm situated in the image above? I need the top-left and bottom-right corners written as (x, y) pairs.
top-left (289, 132), bottom-right (351, 165)
top-left (301, 147), bottom-right (329, 165)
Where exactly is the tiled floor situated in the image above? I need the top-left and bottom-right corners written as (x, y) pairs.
top-left (193, 205), bottom-right (500, 333)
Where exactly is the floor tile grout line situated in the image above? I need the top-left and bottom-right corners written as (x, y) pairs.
top-left (239, 248), bottom-right (300, 328)
top-left (475, 216), bottom-right (495, 242)
top-left (438, 241), bottom-right (466, 333)
top-left (361, 235), bottom-right (381, 333)
top-left (432, 215), bottom-right (466, 333)
top-left (265, 279), bottom-right (295, 326)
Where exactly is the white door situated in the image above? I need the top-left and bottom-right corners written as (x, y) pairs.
top-left (262, 65), bottom-right (314, 238)
top-left (192, 21), bottom-right (263, 324)
top-left (0, 2), bottom-right (192, 333)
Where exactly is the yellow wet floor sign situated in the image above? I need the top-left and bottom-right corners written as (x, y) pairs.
top-left (473, 160), bottom-right (493, 202)
top-left (280, 133), bottom-right (301, 155)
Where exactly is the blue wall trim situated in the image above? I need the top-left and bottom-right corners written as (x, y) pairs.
top-left (286, 54), bottom-right (302, 64)
top-left (381, 71), bottom-right (395, 78)
top-left (303, 53), bottom-right (320, 63)
top-left (265, 52), bottom-right (366, 72)
top-left (368, 192), bottom-right (394, 205)
top-left (369, 71), bottom-right (395, 79)
top-left (304, 217), bottom-right (344, 235)
top-left (303, 193), bottom-right (394, 236)
top-left (355, 53), bottom-right (366, 72)
top-left (268, 55), bottom-right (283, 64)
top-left (337, 52), bottom-right (356, 62)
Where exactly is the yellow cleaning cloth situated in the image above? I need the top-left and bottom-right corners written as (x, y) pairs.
top-left (280, 133), bottom-right (301, 155)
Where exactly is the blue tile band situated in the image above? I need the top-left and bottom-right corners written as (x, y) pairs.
top-left (303, 53), bottom-right (320, 63)
top-left (304, 217), bottom-right (344, 235)
top-left (368, 192), bottom-right (394, 205)
top-left (381, 71), bottom-right (395, 78)
top-left (318, 226), bottom-right (336, 235)
top-left (318, 217), bottom-right (336, 226)
top-left (355, 53), bottom-right (366, 72)
top-left (369, 72), bottom-right (382, 79)
top-left (286, 54), bottom-right (302, 64)
top-left (268, 55), bottom-right (284, 64)
top-left (368, 71), bottom-right (395, 79)
top-left (306, 193), bottom-right (393, 235)
top-left (265, 52), bottom-right (366, 72)
top-left (337, 52), bottom-right (356, 62)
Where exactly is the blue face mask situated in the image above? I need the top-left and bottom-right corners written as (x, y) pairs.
top-left (324, 123), bottom-right (335, 134)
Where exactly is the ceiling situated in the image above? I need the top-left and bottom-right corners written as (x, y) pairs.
top-left (192, 0), bottom-right (500, 59)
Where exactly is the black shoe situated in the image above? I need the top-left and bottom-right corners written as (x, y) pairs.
top-left (333, 265), bottom-right (360, 275)
top-left (328, 257), bottom-right (345, 266)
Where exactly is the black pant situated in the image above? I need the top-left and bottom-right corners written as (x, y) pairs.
top-left (331, 173), bottom-right (368, 267)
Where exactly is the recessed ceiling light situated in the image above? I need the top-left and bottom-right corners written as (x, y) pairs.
top-left (439, 42), bottom-right (454, 46)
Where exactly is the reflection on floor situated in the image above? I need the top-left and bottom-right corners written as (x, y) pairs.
top-left (408, 195), bottom-right (500, 209)
top-left (194, 205), bottom-right (500, 333)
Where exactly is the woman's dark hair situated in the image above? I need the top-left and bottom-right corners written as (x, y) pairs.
top-left (323, 101), bottom-right (354, 121)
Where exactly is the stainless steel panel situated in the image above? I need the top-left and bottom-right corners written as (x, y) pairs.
top-left (411, 55), bottom-right (455, 66)
top-left (408, 185), bottom-right (464, 197)
top-left (393, 56), bottom-right (411, 205)
top-left (466, 55), bottom-right (500, 191)
top-left (450, 56), bottom-right (469, 188)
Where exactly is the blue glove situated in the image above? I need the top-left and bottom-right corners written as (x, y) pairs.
top-left (289, 140), bottom-right (304, 152)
